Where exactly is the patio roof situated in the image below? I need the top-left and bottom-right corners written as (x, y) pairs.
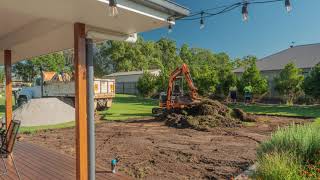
top-left (0, 0), bottom-right (189, 64)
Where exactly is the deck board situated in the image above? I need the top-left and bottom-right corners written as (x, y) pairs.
top-left (0, 142), bottom-right (130, 180)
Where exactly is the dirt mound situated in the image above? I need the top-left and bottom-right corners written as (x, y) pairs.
top-left (161, 99), bottom-right (243, 131)
top-left (233, 108), bottom-right (256, 122)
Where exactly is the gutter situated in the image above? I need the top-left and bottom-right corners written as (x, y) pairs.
top-left (129, 0), bottom-right (190, 19)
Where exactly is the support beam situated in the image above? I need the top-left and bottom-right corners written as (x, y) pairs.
top-left (86, 38), bottom-right (95, 180)
top-left (74, 23), bottom-right (88, 180)
top-left (4, 50), bottom-right (12, 129)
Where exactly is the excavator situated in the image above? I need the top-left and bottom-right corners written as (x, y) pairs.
top-left (152, 63), bottom-right (199, 115)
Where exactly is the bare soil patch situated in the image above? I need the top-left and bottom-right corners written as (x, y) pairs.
top-left (21, 115), bottom-right (309, 179)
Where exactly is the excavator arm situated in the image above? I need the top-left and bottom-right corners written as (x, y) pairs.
top-left (166, 63), bottom-right (198, 109)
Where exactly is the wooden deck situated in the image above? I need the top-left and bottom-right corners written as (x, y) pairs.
top-left (0, 142), bottom-right (130, 180)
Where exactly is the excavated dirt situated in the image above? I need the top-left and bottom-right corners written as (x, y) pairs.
top-left (161, 99), bottom-right (252, 131)
top-left (21, 115), bottom-right (310, 179)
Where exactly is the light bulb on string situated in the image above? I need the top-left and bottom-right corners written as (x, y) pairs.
top-left (200, 12), bottom-right (205, 29)
top-left (168, 24), bottom-right (173, 33)
top-left (108, 0), bottom-right (118, 17)
top-left (167, 18), bottom-right (174, 33)
top-left (285, 0), bottom-right (292, 12)
top-left (242, 2), bottom-right (249, 22)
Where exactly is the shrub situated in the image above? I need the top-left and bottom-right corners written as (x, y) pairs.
top-left (238, 57), bottom-right (268, 97)
top-left (137, 72), bottom-right (156, 97)
top-left (255, 152), bottom-right (302, 180)
top-left (274, 63), bottom-right (304, 105)
top-left (303, 64), bottom-right (320, 101)
top-left (255, 124), bottom-right (320, 179)
top-left (257, 124), bottom-right (320, 163)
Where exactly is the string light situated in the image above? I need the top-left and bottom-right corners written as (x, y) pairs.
top-left (242, 1), bottom-right (249, 22)
top-left (168, 24), bottom-right (173, 33)
top-left (285, 0), bottom-right (292, 12)
top-left (108, 0), bottom-right (118, 17)
top-left (172, 0), bottom-right (292, 22)
top-left (167, 18), bottom-right (174, 33)
top-left (165, 0), bottom-right (294, 32)
top-left (200, 12), bottom-right (205, 29)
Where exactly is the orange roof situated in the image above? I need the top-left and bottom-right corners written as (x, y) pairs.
top-left (42, 71), bottom-right (56, 82)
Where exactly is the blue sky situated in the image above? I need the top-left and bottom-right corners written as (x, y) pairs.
top-left (141, 0), bottom-right (320, 59)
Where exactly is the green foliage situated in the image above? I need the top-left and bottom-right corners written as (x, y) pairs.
top-left (238, 56), bottom-right (268, 96)
top-left (274, 63), bottom-right (304, 105)
top-left (192, 64), bottom-right (218, 95)
top-left (13, 60), bottom-right (36, 82)
top-left (303, 64), bottom-right (320, 100)
top-left (0, 67), bottom-right (4, 84)
top-left (31, 52), bottom-right (66, 72)
top-left (13, 52), bottom-right (69, 82)
top-left (155, 71), bottom-right (169, 92)
top-left (215, 53), bottom-right (237, 96)
top-left (137, 72), bottom-right (157, 97)
top-left (97, 37), bottom-right (162, 73)
top-left (255, 152), bottom-right (303, 180)
top-left (255, 124), bottom-right (320, 179)
top-left (258, 124), bottom-right (320, 163)
top-left (94, 36), bottom-right (239, 96)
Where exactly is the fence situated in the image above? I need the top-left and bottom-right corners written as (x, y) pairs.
top-left (115, 82), bottom-right (138, 95)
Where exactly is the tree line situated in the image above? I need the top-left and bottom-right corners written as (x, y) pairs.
top-left (7, 36), bottom-right (320, 104)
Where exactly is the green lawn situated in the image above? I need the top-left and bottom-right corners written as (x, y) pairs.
top-left (0, 94), bottom-right (157, 133)
top-left (20, 121), bottom-right (75, 134)
top-left (99, 94), bottom-right (158, 121)
top-left (229, 104), bottom-right (320, 118)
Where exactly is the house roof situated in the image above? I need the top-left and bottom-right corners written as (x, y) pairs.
top-left (0, 0), bottom-right (189, 64)
top-left (234, 43), bottom-right (320, 73)
top-left (42, 71), bottom-right (57, 81)
top-left (105, 69), bottom-right (160, 77)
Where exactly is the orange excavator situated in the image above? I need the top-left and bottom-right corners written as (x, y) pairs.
top-left (152, 63), bottom-right (199, 115)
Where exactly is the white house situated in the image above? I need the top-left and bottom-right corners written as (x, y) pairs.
top-left (105, 69), bottom-right (161, 94)
top-left (234, 43), bottom-right (320, 98)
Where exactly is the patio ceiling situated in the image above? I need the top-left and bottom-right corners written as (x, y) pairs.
top-left (0, 0), bottom-right (189, 64)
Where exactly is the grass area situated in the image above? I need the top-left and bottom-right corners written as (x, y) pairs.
top-left (0, 93), bottom-right (156, 133)
top-left (100, 94), bottom-right (158, 121)
top-left (230, 104), bottom-right (320, 118)
top-left (20, 121), bottom-right (75, 134)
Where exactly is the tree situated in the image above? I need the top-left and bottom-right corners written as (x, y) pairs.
top-left (12, 60), bottom-right (35, 82)
top-left (274, 62), bottom-right (304, 105)
top-left (137, 72), bottom-right (157, 97)
top-left (156, 38), bottom-right (182, 72)
top-left (13, 52), bottom-right (71, 82)
top-left (31, 52), bottom-right (66, 73)
top-left (214, 53), bottom-right (237, 97)
top-left (96, 37), bottom-right (162, 74)
top-left (188, 48), bottom-right (218, 95)
top-left (238, 57), bottom-right (268, 97)
top-left (303, 64), bottom-right (320, 100)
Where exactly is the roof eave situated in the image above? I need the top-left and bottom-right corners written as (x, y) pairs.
top-left (130, 0), bottom-right (190, 19)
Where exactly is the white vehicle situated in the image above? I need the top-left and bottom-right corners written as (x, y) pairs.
top-left (17, 73), bottom-right (115, 111)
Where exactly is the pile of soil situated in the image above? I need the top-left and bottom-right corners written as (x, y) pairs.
top-left (161, 99), bottom-right (244, 131)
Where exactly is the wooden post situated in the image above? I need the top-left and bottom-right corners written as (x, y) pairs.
top-left (74, 23), bottom-right (88, 180)
top-left (4, 50), bottom-right (12, 129)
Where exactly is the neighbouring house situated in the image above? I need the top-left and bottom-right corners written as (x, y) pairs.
top-left (105, 69), bottom-right (161, 94)
top-left (234, 43), bottom-right (320, 98)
